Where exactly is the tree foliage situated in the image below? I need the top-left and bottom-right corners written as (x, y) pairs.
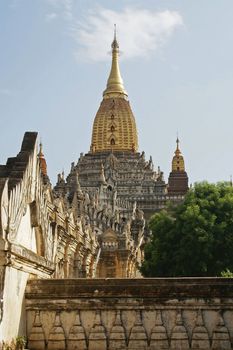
top-left (141, 182), bottom-right (233, 277)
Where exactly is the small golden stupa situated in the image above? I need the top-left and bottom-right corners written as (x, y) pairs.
top-left (172, 138), bottom-right (185, 172)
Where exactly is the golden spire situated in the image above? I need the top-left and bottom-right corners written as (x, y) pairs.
top-left (90, 27), bottom-right (138, 153)
top-left (172, 137), bottom-right (185, 172)
top-left (103, 25), bottom-right (128, 99)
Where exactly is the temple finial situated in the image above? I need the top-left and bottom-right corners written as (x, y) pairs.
top-left (114, 23), bottom-right (116, 40)
top-left (38, 141), bottom-right (47, 176)
top-left (176, 137), bottom-right (180, 151)
top-left (103, 26), bottom-right (127, 99)
top-left (176, 131), bottom-right (180, 150)
top-left (39, 139), bottom-right (44, 156)
top-left (112, 24), bottom-right (118, 49)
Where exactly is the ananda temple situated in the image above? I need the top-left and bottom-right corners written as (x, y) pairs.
top-left (1, 33), bottom-right (233, 350)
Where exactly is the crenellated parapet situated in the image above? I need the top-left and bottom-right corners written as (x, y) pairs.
top-left (26, 278), bottom-right (233, 350)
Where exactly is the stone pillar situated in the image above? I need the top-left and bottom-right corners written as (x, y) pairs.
top-left (47, 312), bottom-right (66, 350)
top-left (191, 309), bottom-right (210, 349)
top-left (28, 311), bottom-right (46, 350)
top-left (67, 311), bottom-right (87, 350)
top-left (88, 310), bottom-right (107, 350)
top-left (170, 310), bottom-right (189, 349)
top-left (150, 310), bottom-right (169, 349)
top-left (128, 310), bottom-right (148, 350)
top-left (109, 310), bottom-right (126, 349)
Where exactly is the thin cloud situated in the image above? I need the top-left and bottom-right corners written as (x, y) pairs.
top-left (47, 0), bottom-right (73, 20)
top-left (72, 7), bottom-right (183, 62)
top-left (64, 0), bottom-right (73, 20)
top-left (45, 12), bottom-right (58, 22)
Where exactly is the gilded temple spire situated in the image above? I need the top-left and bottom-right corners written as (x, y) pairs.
top-left (90, 28), bottom-right (138, 153)
top-left (172, 137), bottom-right (185, 172)
top-left (103, 25), bottom-right (128, 99)
top-left (168, 137), bottom-right (189, 195)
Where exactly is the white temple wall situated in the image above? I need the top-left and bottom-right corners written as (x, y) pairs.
top-left (1, 267), bottom-right (28, 342)
top-left (15, 205), bottom-right (37, 253)
top-left (0, 133), bottom-right (55, 344)
top-left (0, 132), bottom-right (100, 345)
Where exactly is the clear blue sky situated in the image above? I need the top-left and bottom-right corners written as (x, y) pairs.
top-left (0, 0), bottom-right (233, 185)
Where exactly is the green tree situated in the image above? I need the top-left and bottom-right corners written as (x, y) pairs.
top-left (141, 182), bottom-right (233, 277)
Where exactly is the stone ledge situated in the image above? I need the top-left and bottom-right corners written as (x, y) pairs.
top-left (9, 243), bottom-right (55, 276)
top-left (26, 277), bottom-right (233, 300)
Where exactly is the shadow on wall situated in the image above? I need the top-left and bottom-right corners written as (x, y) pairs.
top-left (18, 294), bottom-right (26, 338)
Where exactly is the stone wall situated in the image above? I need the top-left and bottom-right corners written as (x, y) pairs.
top-left (26, 278), bottom-right (233, 349)
top-left (0, 132), bottom-right (100, 342)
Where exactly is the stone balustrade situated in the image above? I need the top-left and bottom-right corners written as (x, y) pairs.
top-left (26, 278), bottom-right (233, 349)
